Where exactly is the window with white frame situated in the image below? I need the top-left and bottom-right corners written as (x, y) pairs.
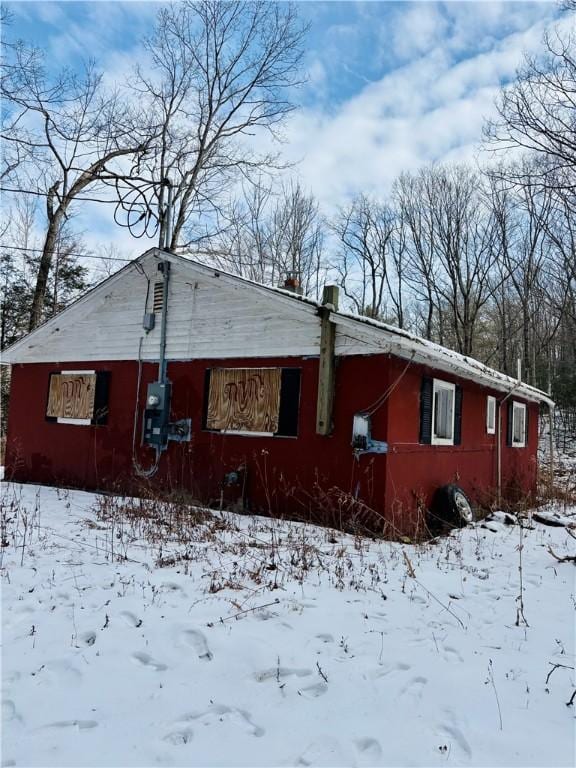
top-left (432, 379), bottom-right (455, 445)
top-left (486, 396), bottom-right (496, 435)
top-left (511, 401), bottom-right (527, 447)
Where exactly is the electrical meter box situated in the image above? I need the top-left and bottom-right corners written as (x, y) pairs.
top-left (351, 412), bottom-right (388, 454)
top-left (143, 380), bottom-right (172, 449)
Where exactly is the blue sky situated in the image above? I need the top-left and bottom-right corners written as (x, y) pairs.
top-left (5, 1), bottom-right (565, 256)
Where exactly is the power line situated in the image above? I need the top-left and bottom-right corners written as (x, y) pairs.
top-left (0, 243), bottom-right (133, 262)
top-left (0, 186), bottom-right (125, 205)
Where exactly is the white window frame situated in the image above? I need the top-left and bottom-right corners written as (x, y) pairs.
top-left (486, 396), bottom-right (496, 435)
top-left (511, 401), bottom-right (527, 448)
top-left (431, 379), bottom-right (456, 446)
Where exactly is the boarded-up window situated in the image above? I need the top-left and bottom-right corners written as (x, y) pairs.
top-left (206, 368), bottom-right (282, 434)
top-left (46, 371), bottom-right (110, 425)
top-left (47, 373), bottom-right (97, 420)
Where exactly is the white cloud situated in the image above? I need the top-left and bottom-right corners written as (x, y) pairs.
top-left (274, 5), bottom-right (563, 210)
top-left (7, 0), bottom-right (566, 256)
top-left (391, 2), bottom-right (449, 60)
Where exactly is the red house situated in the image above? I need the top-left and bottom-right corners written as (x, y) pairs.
top-left (2, 249), bottom-right (554, 536)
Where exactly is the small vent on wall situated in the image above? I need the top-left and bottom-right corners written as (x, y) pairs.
top-left (153, 281), bottom-right (164, 313)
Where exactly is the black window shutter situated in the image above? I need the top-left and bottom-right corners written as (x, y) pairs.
top-left (202, 368), bottom-right (212, 429)
top-left (45, 371), bottom-right (58, 422)
top-left (419, 376), bottom-right (433, 444)
top-left (454, 385), bottom-right (463, 445)
top-left (506, 401), bottom-right (513, 446)
top-left (92, 371), bottom-right (111, 425)
top-left (277, 368), bottom-right (301, 437)
top-left (524, 405), bottom-right (529, 444)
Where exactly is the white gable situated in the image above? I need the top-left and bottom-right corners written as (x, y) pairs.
top-left (2, 250), bottom-right (324, 364)
top-left (2, 248), bottom-right (553, 406)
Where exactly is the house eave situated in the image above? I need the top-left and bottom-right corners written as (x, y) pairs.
top-left (0, 247), bottom-right (555, 408)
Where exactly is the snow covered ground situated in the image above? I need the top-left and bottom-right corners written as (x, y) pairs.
top-left (1, 482), bottom-right (575, 768)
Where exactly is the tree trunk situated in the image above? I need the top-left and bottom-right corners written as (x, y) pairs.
top-left (28, 212), bottom-right (63, 331)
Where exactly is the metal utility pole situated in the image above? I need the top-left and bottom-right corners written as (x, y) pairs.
top-left (158, 178), bottom-right (174, 251)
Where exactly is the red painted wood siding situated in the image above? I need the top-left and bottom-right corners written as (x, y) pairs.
top-left (4, 356), bottom-right (390, 532)
top-left (4, 354), bottom-right (539, 535)
top-left (384, 356), bottom-right (539, 529)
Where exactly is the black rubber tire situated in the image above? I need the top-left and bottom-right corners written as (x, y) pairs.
top-left (431, 484), bottom-right (474, 528)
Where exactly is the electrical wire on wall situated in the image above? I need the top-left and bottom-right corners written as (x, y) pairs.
top-left (360, 352), bottom-right (416, 417)
top-left (131, 266), bottom-right (161, 479)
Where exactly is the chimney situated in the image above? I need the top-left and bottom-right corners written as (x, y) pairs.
top-left (283, 273), bottom-right (303, 295)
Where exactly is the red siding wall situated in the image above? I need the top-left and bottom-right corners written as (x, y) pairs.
top-left (4, 354), bottom-right (539, 535)
top-left (384, 357), bottom-right (539, 529)
top-left (5, 356), bottom-right (391, 532)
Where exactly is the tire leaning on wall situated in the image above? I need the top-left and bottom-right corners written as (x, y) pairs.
top-left (430, 484), bottom-right (474, 530)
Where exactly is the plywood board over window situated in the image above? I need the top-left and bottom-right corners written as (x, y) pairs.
top-left (207, 368), bottom-right (282, 434)
top-left (47, 373), bottom-right (97, 421)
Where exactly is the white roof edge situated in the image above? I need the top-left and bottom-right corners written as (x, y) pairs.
top-left (0, 248), bottom-right (556, 407)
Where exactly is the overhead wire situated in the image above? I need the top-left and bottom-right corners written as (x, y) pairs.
top-left (0, 244), bottom-right (134, 262)
top-left (2, 170), bottom-right (165, 241)
top-left (0, 186), bottom-right (126, 205)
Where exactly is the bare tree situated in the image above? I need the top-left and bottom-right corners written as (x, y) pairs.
top-left (1, 41), bottom-right (149, 329)
top-left (268, 181), bottom-right (325, 297)
top-left (331, 194), bottom-right (401, 320)
top-left (487, 167), bottom-right (558, 383)
top-left (0, 196), bottom-right (89, 348)
top-left (484, 18), bottom-right (576, 194)
top-left (394, 166), bottom-right (498, 355)
top-left (394, 172), bottom-right (441, 338)
top-left (207, 179), bottom-right (326, 297)
top-left (132, 0), bottom-right (307, 251)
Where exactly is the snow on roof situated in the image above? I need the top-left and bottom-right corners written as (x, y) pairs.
top-left (1, 247), bottom-right (554, 407)
top-left (175, 252), bottom-right (553, 407)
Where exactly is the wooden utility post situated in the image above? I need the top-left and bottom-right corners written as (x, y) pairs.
top-left (316, 285), bottom-right (339, 435)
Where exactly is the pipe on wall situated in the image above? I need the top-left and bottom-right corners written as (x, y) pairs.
top-left (496, 382), bottom-right (522, 507)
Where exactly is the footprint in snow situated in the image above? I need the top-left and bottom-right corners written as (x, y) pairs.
top-left (161, 582), bottom-right (186, 595)
top-left (131, 652), bottom-right (167, 671)
top-left (180, 629), bottom-right (213, 661)
top-left (182, 704), bottom-right (264, 737)
top-left (255, 666), bottom-right (312, 683)
top-left (120, 611), bottom-right (142, 628)
top-left (2, 700), bottom-right (21, 723)
top-left (298, 681), bottom-right (328, 699)
top-left (44, 719), bottom-right (98, 730)
top-left (442, 645), bottom-right (464, 663)
top-left (162, 727), bottom-right (194, 745)
top-left (355, 737), bottom-right (383, 761)
top-left (253, 608), bottom-right (277, 621)
top-left (296, 737), bottom-right (347, 767)
top-left (368, 661), bottom-right (411, 680)
top-left (438, 718), bottom-right (472, 758)
top-left (399, 676), bottom-right (427, 702)
top-left (44, 659), bottom-right (83, 683)
top-left (80, 631), bottom-right (97, 647)
top-left (315, 633), bottom-right (334, 644)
